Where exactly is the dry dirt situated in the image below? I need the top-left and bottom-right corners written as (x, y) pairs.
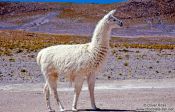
top-left (0, 79), bottom-right (175, 112)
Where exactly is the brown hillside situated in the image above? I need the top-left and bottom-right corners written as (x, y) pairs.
top-left (0, 1), bottom-right (175, 25)
top-left (58, 0), bottom-right (175, 25)
top-left (0, 2), bottom-right (60, 20)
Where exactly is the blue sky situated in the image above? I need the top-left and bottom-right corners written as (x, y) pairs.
top-left (0, 0), bottom-right (127, 4)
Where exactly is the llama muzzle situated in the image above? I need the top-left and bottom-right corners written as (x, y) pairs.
top-left (120, 22), bottom-right (123, 27)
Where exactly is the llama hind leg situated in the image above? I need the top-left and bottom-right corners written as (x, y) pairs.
top-left (87, 74), bottom-right (100, 110)
top-left (72, 76), bottom-right (84, 111)
top-left (44, 83), bottom-right (55, 112)
top-left (47, 74), bottom-right (64, 112)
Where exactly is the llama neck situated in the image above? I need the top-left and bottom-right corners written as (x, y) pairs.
top-left (91, 19), bottom-right (112, 48)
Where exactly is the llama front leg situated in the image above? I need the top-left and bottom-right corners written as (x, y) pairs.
top-left (87, 74), bottom-right (100, 110)
top-left (72, 76), bottom-right (84, 111)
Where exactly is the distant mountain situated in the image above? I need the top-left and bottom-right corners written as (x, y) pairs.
top-left (0, 2), bottom-right (60, 16)
top-left (0, 0), bottom-right (127, 4)
top-left (119, 0), bottom-right (175, 18)
top-left (0, 1), bottom-right (175, 25)
top-left (117, 0), bottom-right (175, 25)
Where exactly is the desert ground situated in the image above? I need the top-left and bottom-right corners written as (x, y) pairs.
top-left (0, 1), bottom-right (175, 112)
top-left (0, 79), bottom-right (175, 112)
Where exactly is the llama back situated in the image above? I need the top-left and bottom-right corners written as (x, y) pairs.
top-left (37, 44), bottom-right (91, 78)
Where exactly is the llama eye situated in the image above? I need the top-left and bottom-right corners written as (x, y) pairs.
top-left (113, 19), bottom-right (116, 21)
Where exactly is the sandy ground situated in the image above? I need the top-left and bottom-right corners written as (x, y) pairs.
top-left (0, 88), bottom-right (175, 112)
top-left (0, 79), bottom-right (175, 112)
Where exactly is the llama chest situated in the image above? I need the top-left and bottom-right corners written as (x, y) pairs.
top-left (90, 47), bottom-right (109, 68)
top-left (70, 46), bottom-right (109, 75)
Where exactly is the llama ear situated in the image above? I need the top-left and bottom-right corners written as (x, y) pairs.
top-left (108, 9), bottom-right (116, 16)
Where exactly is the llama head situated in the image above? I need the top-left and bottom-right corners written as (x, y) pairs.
top-left (104, 10), bottom-right (123, 29)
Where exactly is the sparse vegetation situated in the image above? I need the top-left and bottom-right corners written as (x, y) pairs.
top-left (8, 73), bottom-right (13, 77)
top-left (112, 43), bottom-right (175, 50)
top-left (112, 50), bottom-right (116, 55)
top-left (0, 30), bottom-right (174, 56)
top-left (149, 66), bottom-right (153, 69)
top-left (16, 49), bottom-right (23, 53)
top-left (117, 56), bottom-right (123, 60)
top-left (119, 73), bottom-right (122, 76)
top-left (0, 74), bottom-right (3, 79)
top-left (28, 54), bottom-right (35, 58)
top-left (21, 69), bottom-right (27, 73)
top-left (124, 62), bottom-right (129, 66)
top-left (136, 50), bottom-right (140, 53)
top-left (107, 76), bottom-right (111, 80)
top-left (0, 30), bottom-right (89, 56)
top-left (125, 54), bottom-right (129, 59)
top-left (119, 49), bottom-right (130, 52)
top-left (9, 58), bottom-right (15, 62)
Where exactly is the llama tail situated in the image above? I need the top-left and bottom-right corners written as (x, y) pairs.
top-left (36, 51), bottom-right (42, 66)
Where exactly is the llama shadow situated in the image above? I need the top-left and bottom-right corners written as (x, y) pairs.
top-left (78, 109), bottom-right (139, 112)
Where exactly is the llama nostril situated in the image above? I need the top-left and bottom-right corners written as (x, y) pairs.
top-left (120, 22), bottom-right (123, 27)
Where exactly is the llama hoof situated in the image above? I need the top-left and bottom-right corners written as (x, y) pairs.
top-left (93, 107), bottom-right (101, 110)
top-left (48, 109), bottom-right (55, 112)
top-left (95, 107), bottom-right (101, 110)
top-left (72, 108), bottom-right (78, 112)
top-left (60, 109), bottom-right (65, 112)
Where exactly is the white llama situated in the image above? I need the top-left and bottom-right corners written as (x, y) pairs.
top-left (37, 10), bottom-right (123, 112)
